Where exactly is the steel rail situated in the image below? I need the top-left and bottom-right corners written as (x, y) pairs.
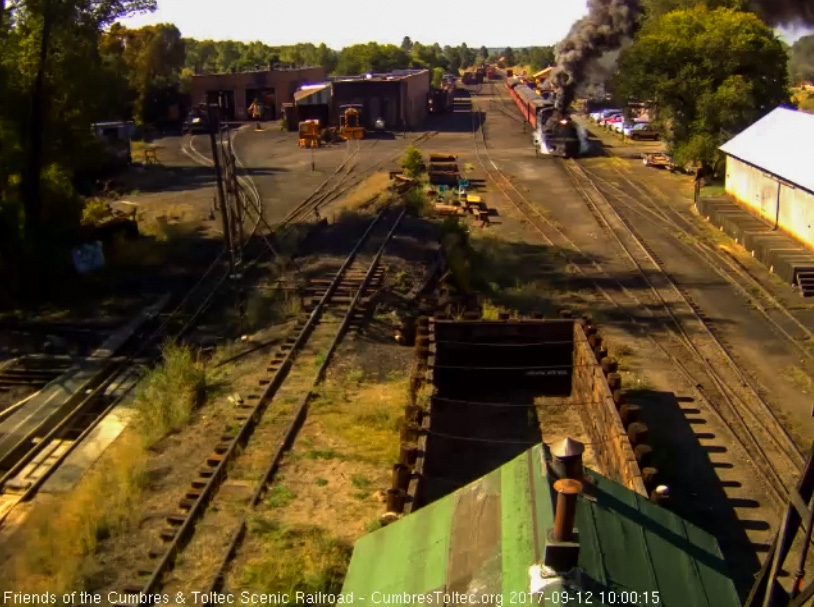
top-left (117, 208), bottom-right (394, 605)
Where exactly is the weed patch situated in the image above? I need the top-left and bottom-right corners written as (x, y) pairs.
top-left (304, 449), bottom-right (339, 460)
top-left (245, 289), bottom-right (302, 331)
top-left (1, 433), bottom-right (147, 593)
top-left (239, 519), bottom-right (352, 597)
top-left (310, 370), bottom-right (408, 463)
top-left (266, 485), bottom-right (297, 508)
top-left (784, 365), bottom-right (813, 394)
top-left (134, 343), bottom-right (207, 446)
top-left (404, 187), bottom-right (433, 217)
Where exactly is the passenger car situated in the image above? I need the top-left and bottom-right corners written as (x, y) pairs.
top-left (626, 121), bottom-right (659, 140)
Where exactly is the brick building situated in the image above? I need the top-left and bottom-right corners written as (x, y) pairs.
top-left (190, 65), bottom-right (327, 122)
top-left (328, 69), bottom-right (430, 131)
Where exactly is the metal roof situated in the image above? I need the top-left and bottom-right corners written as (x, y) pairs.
top-left (293, 83), bottom-right (331, 105)
top-left (720, 107), bottom-right (814, 194)
top-left (341, 443), bottom-right (740, 607)
top-left (330, 69), bottom-right (428, 83)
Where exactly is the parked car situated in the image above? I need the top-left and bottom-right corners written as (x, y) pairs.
top-left (603, 114), bottom-right (624, 128)
top-left (595, 109), bottom-right (622, 123)
top-left (626, 121), bottom-right (660, 140)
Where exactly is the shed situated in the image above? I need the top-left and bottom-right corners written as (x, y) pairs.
top-left (341, 443), bottom-right (741, 607)
top-left (294, 83), bottom-right (332, 125)
top-left (719, 107), bottom-right (814, 248)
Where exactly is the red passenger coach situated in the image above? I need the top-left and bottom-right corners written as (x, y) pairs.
top-left (506, 79), bottom-right (542, 128)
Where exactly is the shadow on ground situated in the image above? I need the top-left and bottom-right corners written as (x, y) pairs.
top-left (117, 164), bottom-right (288, 194)
top-left (466, 234), bottom-right (736, 337)
top-left (627, 388), bottom-right (763, 599)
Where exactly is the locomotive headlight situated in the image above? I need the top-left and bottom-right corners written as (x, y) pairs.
top-left (560, 119), bottom-right (569, 125)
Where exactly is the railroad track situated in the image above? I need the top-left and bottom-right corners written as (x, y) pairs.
top-left (576, 160), bottom-right (814, 366)
top-left (560, 158), bottom-right (803, 499)
top-left (470, 89), bottom-right (803, 512)
top-left (0, 125), bottom-right (303, 524)
top-left (110, 207), bottom-right (405, 605)
top-left (0, 249), bottom-right (251, 523)
top-left (186, 128), bottom-right (438, 230)
top-left (280, 131), bottom-right (440, 225)
top-left (0, 202), bottom-right (273, 525)
top-left (0, 356), bottom-right (74, 393)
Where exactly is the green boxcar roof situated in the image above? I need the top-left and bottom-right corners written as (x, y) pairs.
top-left (341, 444), bottom-right (740, 607)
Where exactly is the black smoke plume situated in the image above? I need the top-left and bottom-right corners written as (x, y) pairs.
top-left (552, 0), bottom-right (643, 111)
top-left (551, 0), bottom-right (814, 112)
top-left (747, 1), bottom-right (814, 27)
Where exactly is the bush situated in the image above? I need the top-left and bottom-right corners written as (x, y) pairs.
top-left (81, 198), bottom-right (111, 226)
top-left (134, 343), bottom-right (207, 445)
top-left (400, 146), bottom-right (424, 178)
top-left (441, 217), bottom-right (473, 293)
top-left (403, 187), bottom-right (432, 216)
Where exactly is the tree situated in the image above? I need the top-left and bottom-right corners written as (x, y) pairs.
top-left (459, 42), bottom-right (473, 69)
top-left (502, 47), bottom-right (516, 67)
top-left (335, 42), bottom-right (408, 75)
top-left (528, 46), bottom-right (555, 71)
top-left (401, 36), bottom-right (412, 52)
top-left (444, 46), bottom-right (461, 73)
top-left (642, 0), bottom-right (744, 20)
top-left (401, 145), bottom-right (424, 178)
top-left (789, 34), bottom-right (814, 83)
top-left (480, 45), bottom-right (488, 60)
top-left (2, 0), bottom-right (157, 300)
top-left (431, 67), bottom-right (444, 88)
top-left (617, 7), bottom-right (790, 167)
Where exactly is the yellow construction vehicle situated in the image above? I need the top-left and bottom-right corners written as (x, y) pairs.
top-left (338, 104), bottom-right (365, 140)
top-left (299, 119), bottom-right (321, 148)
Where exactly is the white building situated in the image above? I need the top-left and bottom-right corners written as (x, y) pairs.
top-left (720, 107), bottom-right (814, 248)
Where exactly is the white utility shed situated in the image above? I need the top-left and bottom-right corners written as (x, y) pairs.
top-left (720, 107), bottom-right (814, 248)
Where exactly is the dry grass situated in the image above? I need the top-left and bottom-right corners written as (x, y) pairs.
top-left (229, 368), bottom-right (407, 594)
top-left (1, 432), bottom-right (147, 594)
top-left (137, 203), bottom-right (199, 242)
top-left (245, 289), bottom-right (303, 332)
top-left (783, 365), bottom-right (813, 394)
top-left (481, 301), bottom-right (502, 320)
top-left (334, 172), bottom-right (392, 212)
top-left (81, 198), bottom-right (111, 225)
top-left (133, 343), bottom-right (208, 446)
top-left (309, 370), bottom-right (407, 464)
top-left (238, 518), bottom-right (351, 596)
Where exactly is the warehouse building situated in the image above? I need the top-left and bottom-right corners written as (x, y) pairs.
top-left (190, 65), bottom-right (326, 122)
top-left (720, 107), bottom-right (814, 248)
top-left (328, 69), bottom-right (430, 131)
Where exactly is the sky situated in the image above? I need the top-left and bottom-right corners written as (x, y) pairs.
top-left (120, 0), bottom-right (811, 48)
top-left (118, 0), bottom-right (590, 48)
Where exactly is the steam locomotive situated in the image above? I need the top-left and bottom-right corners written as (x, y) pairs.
top-left (505, 78), bottom-right (586, 158)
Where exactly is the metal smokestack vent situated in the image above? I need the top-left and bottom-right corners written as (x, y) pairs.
top-left (553, 478), bottom-right (582, 542)
top-left (549, 437), bottom-right (585, 480)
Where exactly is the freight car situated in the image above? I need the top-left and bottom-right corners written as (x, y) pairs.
top-left (505, 79), bottom-right (586, 158)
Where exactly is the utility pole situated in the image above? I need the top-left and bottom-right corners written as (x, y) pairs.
top-left (208, 104), bottom-right (233, 274)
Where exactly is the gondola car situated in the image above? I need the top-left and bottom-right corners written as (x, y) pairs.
top-left (505, 78), bottom-right (586, 158)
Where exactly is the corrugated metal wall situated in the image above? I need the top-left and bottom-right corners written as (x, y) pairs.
top-left (726, 156), bottom-right (814, 247)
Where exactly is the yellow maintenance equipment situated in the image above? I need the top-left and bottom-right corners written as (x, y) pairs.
top-left (339, 104), bottom-right (365, 140)
top-left (299, 120), bottom-right (321, 148)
